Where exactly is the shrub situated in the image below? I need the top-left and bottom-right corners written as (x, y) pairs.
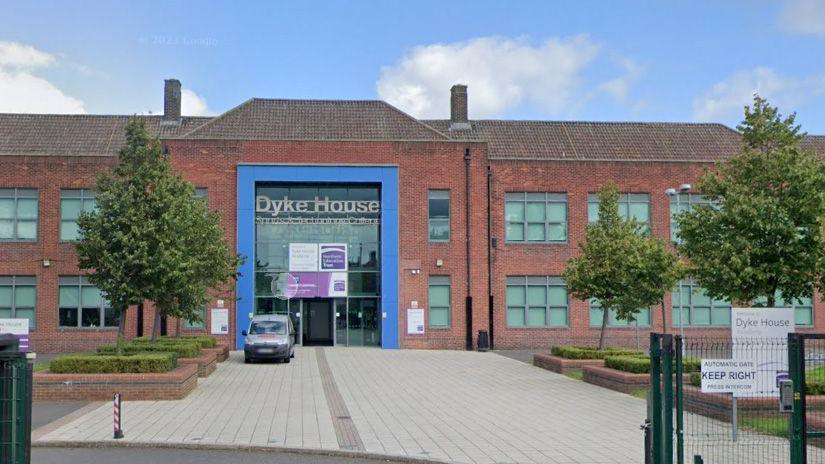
top-left (49, 353), bottom-right (176, 374)
top-left (551, 346), bottom-right (643, 360)
top-left (132, 336), bottom-right (217, 348)
top-left (690, 372), bottom-right (701, 387)
top-left (605, 355), bottom-right (651, 373)
top-left (97, 342), bottom-right (199, 358)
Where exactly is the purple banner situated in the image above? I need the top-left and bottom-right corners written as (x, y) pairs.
top-left (319, 244), bottom-right (347, 271)
top-left (278, 272), bottom-right (347, 298)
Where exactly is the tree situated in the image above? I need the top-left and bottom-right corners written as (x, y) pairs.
top-left (77, 120), bottom-right (240, 346)
top-left (564, 183), bottom-right (683, 349)
top-left (676, 95), bottom-right (825, 307)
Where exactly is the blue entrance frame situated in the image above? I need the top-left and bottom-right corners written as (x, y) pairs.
top-left (236, 164), bottom-right (399, 350)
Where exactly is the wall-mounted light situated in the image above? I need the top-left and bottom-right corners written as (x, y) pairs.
top-left (436, 259), bottom-right (444, 267)
top-left (42, 258), bottom-right (50, 268)
top-left (410, 269), bottom-right (421, 275)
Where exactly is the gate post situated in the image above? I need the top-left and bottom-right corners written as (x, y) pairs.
top-left (650, 333), bottom-right (663, 464)
top-left (675, 336), bottom-right (684, 464)
top-left (788, 333), bottom-right (806, 464)
top-left (662, 334), bottom-right (674, 464)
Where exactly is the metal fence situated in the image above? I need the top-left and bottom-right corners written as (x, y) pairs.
top-left (0, 352), bottom-right (32, 464)
top-left (796, 335), bottom-right (825, 463)
top-left (681, 337), bottom-right (792, 464)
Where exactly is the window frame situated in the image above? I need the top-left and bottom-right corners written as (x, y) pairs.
top-left (183, 306), bottom-right (207, 330)
top-left (754, 292), bottom-right (814, 327)
top-left (672, 279), bottom-right (731, 327)
top-left (58, 276), bottom-right (118, 329)
top-left (0, 276), bottom-right (37, 329)
top-left (504, 192), bottom-right (568, 244)
top-left (587, 192), bottom-right (651, 226)
top-left (427, 190), bottom-right (450, 242)
top-left (428, 275), bottom-right (451, 328)
top-left (588, 299), bottom-right (651, 328)
top-left (0, 188), bottom-right (39, 241)
top-left (669, 193), bottom-right (710, 241)
top-left (506, 276), bottom-right (568, 328)
top-left (59, 189), bottom-right (96, 242)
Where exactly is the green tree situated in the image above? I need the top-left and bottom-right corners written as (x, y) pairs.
top-left (676, 95), bottom-right (825, 307)
top-left (564, 183), bottom-right (682, 349)
top-left (77, 120), bottom-right (240, 347)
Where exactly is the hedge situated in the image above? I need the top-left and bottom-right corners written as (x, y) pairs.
top-left (132, 335), bottom-right (217, 348)
top-left (604, 355), bottom-right (702, 374)
top-left (97, 342), bottom-right (199, 358)
top-left (550, 346), bottom-right (644, 360)
top-left (49, 353), bottom-right (176, 374)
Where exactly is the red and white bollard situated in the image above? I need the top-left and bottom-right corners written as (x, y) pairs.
top-left (113, 392), bottom-right (124, 439)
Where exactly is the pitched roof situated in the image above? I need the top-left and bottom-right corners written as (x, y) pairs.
top-left (0, 114), bottom-right (210, 156)
top-left (423, 120), bottom-right (750, 162)
top-left (179, 98), bottom-right (449, 141)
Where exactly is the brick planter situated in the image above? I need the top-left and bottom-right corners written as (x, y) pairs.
top-left (583, 365), bottom-right (649, 394)
top-left (684, 385), bottom-right (825, 422)
top-left (205, 344), bottom-right (230, 362)
top-left (33, 364), bottom-right (198, 401)
top-left (177, 350), bottom-right (217, 377)
top-left (533, 353), bottom-right (604, 374)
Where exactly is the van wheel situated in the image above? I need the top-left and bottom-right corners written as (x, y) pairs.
top-left (284, 356), bottom-right (291, 364)
top-left (290, 350), bottom-right (295, 358)
top-left (244, 356), bottom-right (251, 364)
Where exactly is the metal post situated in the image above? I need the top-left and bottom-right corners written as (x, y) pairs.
top-left (788, 333), bottom-right (805, 464)
top-left (113, 393), bottom-right (124, 439)
top-left (662, 334), bottom-right (674, 464)
top-left (675, 194), bottom-right (683, 338)
top-left (675, 336), bottom-right (684, 464)
top-left (650, 333), bottom-right (663, 464)
top-left (731, 397), bottom-right (738, 442)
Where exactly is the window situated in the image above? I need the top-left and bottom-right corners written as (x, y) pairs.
top-left (58, 276), bottom-right (118, 328)
top-left (184, 306), bottom-right (207, 329)
top-left (0, 188), bottom-right (38, 240)
top-left (672, 279), bottom-right (731, 326)
top-left (588, 193), bottom-right (650, 228)
top-left (670, 193), bottom-right (710, 241)
top-left (60, 189), bottom-right (96, 241)
top-left (589, 299), bottom-right (651, 327)
top-left (754, 292), bottom-right (814, 327)
top-left (506, 276), bottom-right (568, 327)
top-left (194, 187), bottom-right (208, 199)
top-left (0, 276), bottom-right (36, 328)
top-left (428, 190), bottom-right (450, 241)
top-left (428, 276), bottom-right (451, 328)
top-left (505, 192), bottom-right (567, 242)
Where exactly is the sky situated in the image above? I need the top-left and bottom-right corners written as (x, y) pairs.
top-left (1, 0), bottom-right (824, 132)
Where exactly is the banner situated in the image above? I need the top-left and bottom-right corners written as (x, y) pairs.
top-left (319, 244), bottom-right (348, 271)
top-left (0, 318), bottom-right (29, 352)
top-left (289, 243), bottom-right (319, 272)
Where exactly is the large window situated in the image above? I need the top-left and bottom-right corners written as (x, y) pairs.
top-left (0, 276), bottom-right (36, 328)
top-left (669, 193), bottom-right (710, 241)
top-left (428, 276), bottom-right (450, 328)
top-left (672, 279), bottom-right (731, 327)
top-left (506, 276), bottom-right (568, 327)
top-left (754, 292), bottom-right (814, 327)
top-left (589, 299), bottom-right (651, 327)
top-left (0, 188), bottom-right (38, 241)
top-left (428, 190), bottom-right (450, 241)
top-left (588, 193), bottom-right (650, 228)
top-left (60, 189), bottom-right (96, 241)
top-left (184, 306), bottom-right (207, 329)
top-left (59, 276), bottom-right (118, 328)
top-left (505, 192), bottom-right (567, 242)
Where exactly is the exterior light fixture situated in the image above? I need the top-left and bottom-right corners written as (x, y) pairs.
top-left (42, 258), bottom-right (50, 268)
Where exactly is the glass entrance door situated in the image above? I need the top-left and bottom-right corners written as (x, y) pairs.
top-left (303, 299), bottom-right (333, 346)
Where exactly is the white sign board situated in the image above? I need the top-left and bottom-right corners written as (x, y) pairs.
top-left (407, 308), bottom-right (425, 335)
top-left (211, 308), bottom-right (229, 335)
top-left (701, 359), bottom-right (758, 394)
top-left (0, 318), bottom-right (29, 335)
top-left (289, 243), bottom-right (319, 272)
top-left (730, 307), bottom-right (794, 397)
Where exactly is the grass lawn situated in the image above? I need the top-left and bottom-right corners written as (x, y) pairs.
top-left (809, 365), bottom-right (825, 381)
top-left (33, 363), bottom-right (50, 372)
top-left (563, 370), bottom-right (583, 381)
top-left (740, 416), bottom-right (789, 438)
top-left (631, 388), bottom-right (649, 400)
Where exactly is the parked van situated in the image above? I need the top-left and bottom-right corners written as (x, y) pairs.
top-left (241, 314), bottom-right (296, 363)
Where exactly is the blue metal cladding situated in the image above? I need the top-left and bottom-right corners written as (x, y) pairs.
top-left (236, 165), bottom-right (400, 350)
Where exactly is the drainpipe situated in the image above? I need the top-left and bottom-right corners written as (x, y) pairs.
top-left (486, 164), bottom-right (494, 350)
top-left (464, 148), bottom-right (473, 351)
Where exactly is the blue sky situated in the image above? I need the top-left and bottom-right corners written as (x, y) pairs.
top-left (1, 0), bottom-right (824, 131)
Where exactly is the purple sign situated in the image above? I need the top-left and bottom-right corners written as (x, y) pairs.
top-left (319, 244), bottom-right (347, 271)
top-left (286, 273), bottom-right (319, 298)
top-left (271, 271), bottom-right (347, 298)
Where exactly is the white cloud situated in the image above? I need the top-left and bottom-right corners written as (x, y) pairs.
top-left (597, 58), bottom-right (644, 102)
top-left (0, 40), bottom-right (86, 114)
top-left (180, 88), bottom-right (212, 116)
top-left (692, 67), bottom-right (825, 122)
top-left (779, 0), bottom-right (825, 36)
top-left (377, 35), bottom-right (623, 119)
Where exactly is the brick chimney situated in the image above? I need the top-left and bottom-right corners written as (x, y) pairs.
top-left (449, 84), bottom-right (471, 131)
top-left (163, 79), bottom-right (181, 124)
